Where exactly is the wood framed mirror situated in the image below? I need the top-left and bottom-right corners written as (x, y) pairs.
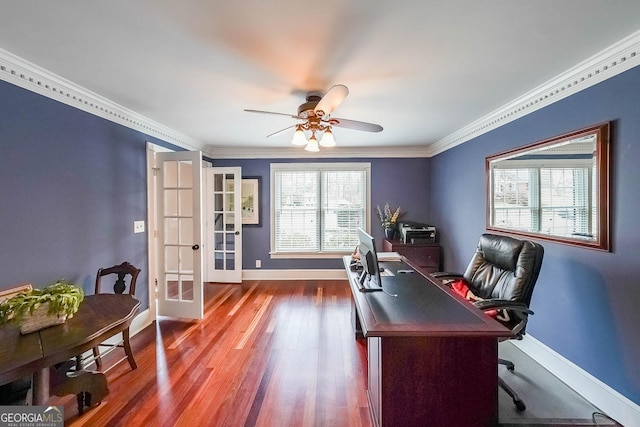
top-left (486, 122), bottom-right (610, 251)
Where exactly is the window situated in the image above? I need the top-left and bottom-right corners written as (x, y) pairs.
top-left (270, 163), bottom-right (370, 257)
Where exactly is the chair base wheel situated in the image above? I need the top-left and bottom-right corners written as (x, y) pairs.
top-left (499, 358), bottom-right (516, 371)
top-left (499, 376), bottom-right (526, 412)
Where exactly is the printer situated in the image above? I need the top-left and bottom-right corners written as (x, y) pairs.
top-left (398, 221), bottom-right (437, 244)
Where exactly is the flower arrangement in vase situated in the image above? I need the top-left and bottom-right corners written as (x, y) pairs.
top-left (376, 203), bottom-right (402, 239)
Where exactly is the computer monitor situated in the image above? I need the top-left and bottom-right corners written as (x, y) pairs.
top-left (357, 228), bottom-right (383, 292)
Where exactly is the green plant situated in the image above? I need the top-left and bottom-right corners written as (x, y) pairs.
top-left (0, 280), bottom-right (84, 325)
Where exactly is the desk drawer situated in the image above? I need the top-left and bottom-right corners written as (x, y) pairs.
top-left (383, 239), bottom-right (441, 274)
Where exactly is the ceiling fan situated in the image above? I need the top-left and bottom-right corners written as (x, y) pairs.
top-left (244, 84), bottom-right (383, 152)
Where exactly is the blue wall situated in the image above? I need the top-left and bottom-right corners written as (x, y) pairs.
top-left (213, 157), bottom-right (431, 270)
top-left (429, 65), bottom-right (640, 404)
top-left (0, 80), bottom-right (180, 310)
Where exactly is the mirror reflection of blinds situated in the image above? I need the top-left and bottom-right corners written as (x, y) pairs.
top-left (540, 168), bottom-right (591, 237)
top-left (273, 166), bottom-right (368, 253)
top-left (493, 166), bottom-right (593, 238)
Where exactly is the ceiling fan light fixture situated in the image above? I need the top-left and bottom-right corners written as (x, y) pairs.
top-left (305, 134), bottom-right (320, 152)
top-left (319, 128), bottom-right (336, 147)
top-left (291, 125), bottom-right (307, 146)
top-left (245, 84), bottom-right (382, 150)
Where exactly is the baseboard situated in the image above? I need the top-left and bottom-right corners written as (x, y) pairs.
top-left (129, 308), bottom-right (154, 337)
top-left (512, 335), bottom-right (640, 427)
top-left (241, 269), bottom-right (348, 280)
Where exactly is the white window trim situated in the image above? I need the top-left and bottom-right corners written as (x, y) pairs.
top-left (270, 162), bottom-right (371, 259)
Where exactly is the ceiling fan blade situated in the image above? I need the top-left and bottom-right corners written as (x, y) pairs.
top-left (329, 117), bottom-right (383, 132)
top-left (244, 109), bottom-right (301, 119)
top-left (314, 84), bottom-right (349, 117)
top-left (266, 124), bottom-right (297, 138)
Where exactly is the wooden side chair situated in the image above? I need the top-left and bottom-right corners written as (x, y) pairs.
top-left (91, 261), bottom-right (141, 370)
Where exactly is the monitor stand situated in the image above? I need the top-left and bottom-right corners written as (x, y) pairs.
top-left (358, 272), bottom-right (383, 293)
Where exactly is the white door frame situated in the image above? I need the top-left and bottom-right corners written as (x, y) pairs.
top-left (146, 142), bottom-right (174, 319)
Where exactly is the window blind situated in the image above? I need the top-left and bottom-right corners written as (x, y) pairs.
top-left (272, 163), bottom-right (369, 255)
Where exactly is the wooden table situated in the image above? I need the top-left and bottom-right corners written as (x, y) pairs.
top-left (0, 294), bottom-right (140, 406)
top-left (343, 256), bottom-right (511, 426)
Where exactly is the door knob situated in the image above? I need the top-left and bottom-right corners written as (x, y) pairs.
top-left (192, 244), bottom-right (200, 250)
top-left (235, 231), bottom-right (240, 235)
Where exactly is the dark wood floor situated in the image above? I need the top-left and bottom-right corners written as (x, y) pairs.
top-left (48, 280), bottom-right (609, 426)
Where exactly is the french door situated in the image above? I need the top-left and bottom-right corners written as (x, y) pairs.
top-left (156, 151), bottom-right (204, 320)
top-left (204, 167), bottom-right (242, 283)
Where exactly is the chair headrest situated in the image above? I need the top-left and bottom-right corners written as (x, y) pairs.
top-left (477, 234), bottom-right (524, 271)
top-left (463, 233), bottom-right (543, 323)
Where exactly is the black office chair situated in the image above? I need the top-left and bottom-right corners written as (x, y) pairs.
top-left (432, 233), bottom-right (544, 411)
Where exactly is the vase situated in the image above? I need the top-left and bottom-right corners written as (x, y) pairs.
top-left (384, 227), bottom-right (395, 240)
top-left (19, 302), bottom-right (67, 334)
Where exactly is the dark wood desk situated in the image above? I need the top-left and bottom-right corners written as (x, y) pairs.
top-left (0, 294), bottom-right (140, 405)
top-left (343, 256), bottom-right (511, 427)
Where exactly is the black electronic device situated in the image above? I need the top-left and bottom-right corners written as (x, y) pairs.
top-left (398, 221), bottom-right (437, 244)
top-left (357, 228), bottom-right (384, 293)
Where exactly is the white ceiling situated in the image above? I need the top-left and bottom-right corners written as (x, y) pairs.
top-left (1, 1), bottom-right (640, 157)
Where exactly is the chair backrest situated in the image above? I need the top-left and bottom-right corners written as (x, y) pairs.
top-left (463, 233), bottom-right (544, 307)
top-left (95, 262), bottom-right (141, 295)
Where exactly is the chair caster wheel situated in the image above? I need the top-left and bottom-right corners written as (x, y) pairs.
top-left (515, 400), bottom-right (526, 411)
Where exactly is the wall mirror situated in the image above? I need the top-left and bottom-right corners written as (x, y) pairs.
top-left (486, 122), bottom-right (610, 251)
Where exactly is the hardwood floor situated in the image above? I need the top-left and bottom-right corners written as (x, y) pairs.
top-left (51, 280), bottom-right (372, 426)
top-left (48, 280), bottom-right (610, 426)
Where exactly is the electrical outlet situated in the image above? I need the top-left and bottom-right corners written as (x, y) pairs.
top-left (255, 260), bottom-right (262, 269)
top-left (134, 220), bottom-right (145, 233)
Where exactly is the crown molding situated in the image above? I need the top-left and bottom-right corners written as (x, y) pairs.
top-left (4, 27), bottom-right (639, 160)
top-left (0, 48), bottom-right (209, 155)
top-left (428, 29), bottom-right (640, 157)
top-left (209, 144), bottom-right (431, 159)
top-left (0, 48), bottom-right (428, 159)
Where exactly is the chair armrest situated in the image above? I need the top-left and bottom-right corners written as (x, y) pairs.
top-left (474, 299), bottom-right (533, 337)
top-left (473, 299), bottom-right (534, 316)
top-left (430, 272), bottom-right (463, 280)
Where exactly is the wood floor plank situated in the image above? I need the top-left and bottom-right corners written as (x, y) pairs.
top-left (235, 294), bottom-right (273, 350)
top-left (167, 285), bottom-right (236, 350)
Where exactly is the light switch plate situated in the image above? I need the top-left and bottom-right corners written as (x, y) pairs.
top-left (134, 220), bottom-right (145, 233)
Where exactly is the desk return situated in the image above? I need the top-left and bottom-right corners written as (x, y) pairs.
top-left (343, 256), bottom-right (510, 427)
